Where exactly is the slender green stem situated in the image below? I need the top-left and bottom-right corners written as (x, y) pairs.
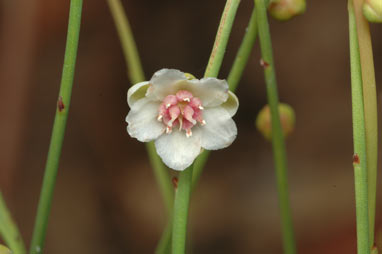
top-left (255, 1), bottom-right (296, 253)
top-left (193, 0), bottom-right (241, 190)
top-left (172, 166), bottom-right (193, 254)
top-left (348, 1), bottom-right (370, 253)
top-left (146, 142), bottom-right (174, 215)
top-left (0, 192), bottom-right (26, 254)
top-left (204, 0), bottom-right (241, 78)
top-left (157, 3), bottom-right (255, 252)
top-left (227, 8), bottom-right (258, 91)
top-left (155, 221), bottom-right (172, 254)
top-left (29, 1), bottom-right (83, 253)
top-left (106, 0), bottom-right (174, 215)
top-left (352, 0), bottom-right (378, 247)
top-left (106, 0), bottom-right (144, 83)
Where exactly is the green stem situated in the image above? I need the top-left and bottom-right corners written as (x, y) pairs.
top-left (172, 167), bottom-right (193, 254)
top-left (106, 0), bottom-right (144, 83)
top-left (204, 0), bottom-right (241, 78)
top-left (352, 0), bottom-right (378, 247)
top-left (0, 192), bottom-right (26, 254)
top-left (227, 8), bottom-right (258, 91)
top-left (146, 142), bottom-right (174, 215)
top-left (106, 0), bottom-right (174, 215)
top-left (348, 1), bottom-right (370, 253)
top-left (155, 222), bottom-right (172, 254)
top-left (193, 0), bottom-right (241, 190)
top-left (29, 0), bottom-right (83, 253)
top-left (157, 3), bottom-right (255, 252)
top-left (254, 1), bottom-right (296, 253)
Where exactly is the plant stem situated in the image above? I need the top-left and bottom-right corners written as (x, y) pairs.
top-left (348, 1), bottom-right (370, 253)
top-left (172, 166), bottom-right (193, 254)
top-left (254, 0), bottom-right (296, 253)
top-left (0, 192), bottom-right (26, 254)
top-left (227, 8), bottom-right (258, 91)
top-left (193, 0), bottom-right (241, 189)
top-left (155, 223), bottom-right (172, 254)
top-left (29, 0), bottom-right (83, 253)
top-left (157, 3), bottom-right (254, 252)
top-left (106, 0), bottom-right (174, 214)
top-left (204, 0), bottom-right (241, 78)
top-left (352, 0), bottom-right (378, 247)
top-left (106, 0), bottom-right (144, 84)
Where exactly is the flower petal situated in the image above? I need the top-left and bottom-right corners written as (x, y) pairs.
top-left (146, 69), bottom-right (187, 101)
top-left (220, 91), bottom-right (239, 117)
top-left (126, 98), bottom-right (165, 142)
top-left (155, 129), bottom-right (202, 171)
top-left (127, 81), bottom-right (150, 108)
top-left (200, 107), bottom-right (237, 150)
top-left (189, 77), bottom-right (229, 107)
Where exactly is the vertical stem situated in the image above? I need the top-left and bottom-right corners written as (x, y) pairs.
top-left (146, 142), bottom-right (174, 215)
top-left (192, 0), bottom-right (241, 188)
top-left (0, 192), bottom-right (26, 254)
top-left (254, 1), bottom-right (296, 253)
top-left (29, 0), bottom-right (83, 253)
top-left (106, 0), bottom-right (144, 84)
top-left (348, 1), bottom-right (370, 253)
top-left (157, 3), bottom-right (253, 252)
top-left (352, 0), bottom-right (378, 247)
top-left (155, 223), bottom-right (172, 254)
top-left (227, 8), bottom-right (258, 91)
top-left (204, 0), bottom-right (241, 78)
top-left (106, 0), bottom-right (174, 214)
top-left (172, 166), bottom-right (193, 254)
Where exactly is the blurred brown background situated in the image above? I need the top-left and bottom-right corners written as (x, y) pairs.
top-left (1, 0), bottom-right (382, 253)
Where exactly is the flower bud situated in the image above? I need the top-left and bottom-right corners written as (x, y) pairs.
top-left (256, 103), bottom-right (295, 140)
top-left (0, 245), bottom-right (11, 254)
top-left (363, 0), bottom-right (382, 23)
top-left (268, 0), bottom-right (306, 21)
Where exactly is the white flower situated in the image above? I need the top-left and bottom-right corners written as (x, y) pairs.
top-left (126, 69), bottom-right (239, 171)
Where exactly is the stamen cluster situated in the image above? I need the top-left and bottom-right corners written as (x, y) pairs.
top-left (157, 90), bottom-right (205, 137)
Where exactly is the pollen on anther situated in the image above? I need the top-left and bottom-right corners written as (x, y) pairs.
top-left (183, 98), bottom-right (191, 102)
top-left (199, 106), bottom-right (204, 110)
top-left (166, 126), bottom-right (172, 134)
top-left (186, 129), bottom-right (192, 138)
top-left (166, 103), bottom-right (171, 109)
top-left (201, 120), bottom-right (206, 126)
top-left (157, 115), bottom-right (163, 121)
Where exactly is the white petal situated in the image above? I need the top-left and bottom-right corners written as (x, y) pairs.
top-left (200, 107), bottom-right (237, 150)
top-left (127, 81), bottom-right (150, 108)
top-left (189, 78), bottom-right (229, 107)
top-left (146, 69), bottom-right (187, 101)
top-left (155, 129), bottom-right (202, 171)
top-left (220, 91), bottom-right (239, 117)
top-left (126, 98), bottom-right (165, 142)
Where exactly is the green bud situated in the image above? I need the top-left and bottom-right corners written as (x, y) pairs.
top-left (184, 73), bottom-right (196, 80)
top-left (0, 245), bottom-right (11, 254)
top-left (363, 0), bottom-right (382, 23)
top-left (268, 0), bottom-right (306, 21)
top-left (256, 103), bottom-right (295, 140)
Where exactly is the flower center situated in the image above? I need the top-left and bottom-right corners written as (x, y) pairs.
top-left (157, 90), bottom-right (206, 137)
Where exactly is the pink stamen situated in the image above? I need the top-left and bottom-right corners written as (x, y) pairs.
top-left (157, 90), bottom-right (205, 136)
top-left (189, 97), bottom-right (202, 109)
top-left (176, 90), bottom-right (193, 102)
top-left (163, 95), bottom-right (178, 108)
top-left (183, 105), bottom-right (196, 124)
top-left (168, 106), bottom-right (180, 127)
